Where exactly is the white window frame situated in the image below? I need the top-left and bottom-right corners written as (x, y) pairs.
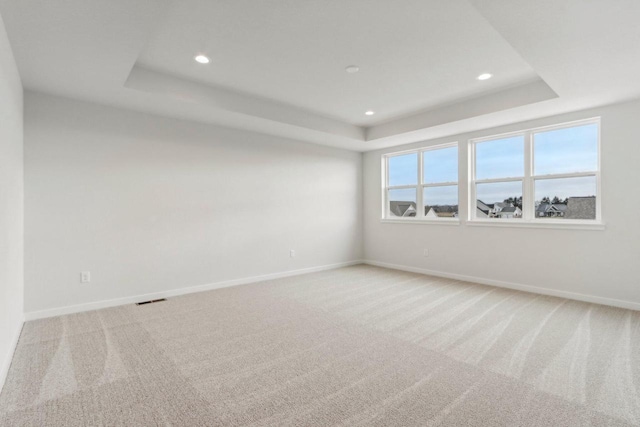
top-left (468, 117), bottom-right (602, 229)
top-left (382, 142), bottom-right (459, 224)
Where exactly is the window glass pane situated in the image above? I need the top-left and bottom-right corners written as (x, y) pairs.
top-left (534, 123), bottom-right (598, 175)
top-left (423, 185), bottom-right (458, 218)
top-left (476, 181), bottom-right (523, 219)
top-left (388, 188), bottom-right (417, 217)
top-left (476, 136), bottom-right (524, 180)
top-left (423, 146), bottom-right (458, 184)
top-left (534, 176), bottom-right (596, 220)
top-left (388, 153), bottom-right (418, 186)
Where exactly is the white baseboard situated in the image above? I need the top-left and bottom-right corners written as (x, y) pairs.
top-left (364, 260), bottom-right (640, 311)
top-left (24, 257), bottom-right (638, 321)
top-left (0, 318), bottom-right (24, 395)
top-left (24, 260), bottom-right (364, 321)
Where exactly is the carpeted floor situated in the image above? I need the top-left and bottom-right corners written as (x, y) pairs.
top-left (1, 265), bottom-right (639, 426)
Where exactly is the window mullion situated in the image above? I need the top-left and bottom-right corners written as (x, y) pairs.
top-left (523, 130), bottom-right (534, 221)
top-left (387, 184), bottom-right (419, 190)
top-left (531, 171), bottom-right (597, 180)
top-left (422, 182), bottom-right (458, 188)
top-left (417, 152), bottom-right (424, 218)
top-left (468, 141), bottom-right (476, 221)
top-left (383, 156), bottom-right (390, 218)
top-left (474, 177), bottom-right (524, 184)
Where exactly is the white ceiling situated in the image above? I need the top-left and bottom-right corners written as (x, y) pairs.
top-left (1, 0), bottom-right (639, 151)
top-left (137, 0), bottom-right (538, 126)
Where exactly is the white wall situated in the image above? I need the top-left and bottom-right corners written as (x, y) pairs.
top-left (20, 87), bottom-right (640, 319)
top-left (0, 14), bottom-right (24, 388)
top-left (24, 93), bottom-right (363, 315)
top-left (364, 99), bottom-right (640, 308)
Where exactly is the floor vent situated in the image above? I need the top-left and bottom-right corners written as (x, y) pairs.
top-left (135, 298), bottom-right (167, 306)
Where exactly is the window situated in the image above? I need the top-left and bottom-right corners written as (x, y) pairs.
top-left (474, 135), bottom-right (524, 220)
top-left (384, 143), bottom-right (458, 221)
top-left (470, 118), bottom-right (600, 223)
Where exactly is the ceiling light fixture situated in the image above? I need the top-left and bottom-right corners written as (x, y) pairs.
top-left (345, 65), bottom-right (360, 73)
top-left (477, 73), bottom-right (492, 81)
top-left (195, 55), bottom-right (210, 64)
top-left (365, 110), bottom-right (375, 116)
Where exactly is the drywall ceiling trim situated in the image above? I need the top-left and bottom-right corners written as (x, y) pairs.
top-left (125, 66), bottom-right (562, 151)
top-left (125, 65), bottom-right (364, 141)
top-left (366, 79), bottom-right (558, 141)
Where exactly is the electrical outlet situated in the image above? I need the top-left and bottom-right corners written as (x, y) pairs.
top-left (290, 249), bottom-right (296, 258)
top-left (423, 249), bottom-right (429, 257)
top-left (81, 271), bottom-right (91, 283)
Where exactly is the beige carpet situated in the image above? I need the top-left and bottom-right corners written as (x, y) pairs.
top-left (1, 265), bottom-right (639, 426)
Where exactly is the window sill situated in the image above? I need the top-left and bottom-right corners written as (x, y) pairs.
top-left (466, 220), bottom-right (605, 231)
top-left (381, 218), bottom-right (460, 226)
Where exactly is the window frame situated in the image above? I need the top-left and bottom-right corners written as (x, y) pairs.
top-left (382, 142), bottom-right (460, 224)
top-left (468, 117), bottom-right (602, 228)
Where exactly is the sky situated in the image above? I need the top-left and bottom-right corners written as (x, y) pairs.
top-left (534, 124), bottom-right (598, 176)
top-left (388, 146), bottom-right (459, 205)
top-left (388, 123), bottom-right (598, 205)
top-left (476, 135), bottom-right (524, 180)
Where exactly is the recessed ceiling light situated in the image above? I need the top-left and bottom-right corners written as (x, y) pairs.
top-left (345, 65), bottom-right (360, 74)
top-left (477, 73), bottom-right (492, 81)
top-left (195, 55), bottom-right (210, 64)
top-left (365, 110), bottom-right (375, 116)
